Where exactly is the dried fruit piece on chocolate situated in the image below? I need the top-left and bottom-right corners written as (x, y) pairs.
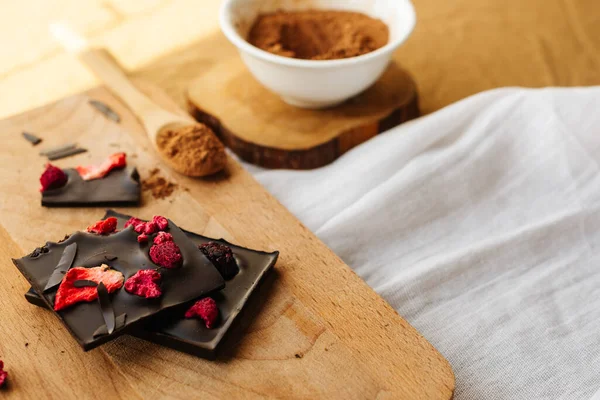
top-left (86, 217), bottom-right (118, 235)
top-left (0, 360), bottom-right (7, 388)
top-left (199, 242), bottom-right (239, 280)
top-left (184, 297), bottom-right (219, 328)
top-left (76, 152), bottom-right (127, 181)
top-left (149, 235), bottom-right (182, 269)
top-left (124, 269), bottom-right (162, 299)
top-left (152, 216), bottom-right (169, 230)
top-left (29, 245), bottom-right (49, 258)
top-left (125, 216), bottom-right (169, 237)
top-left (137, 234), bottom-right (148, 244)
top-left (39, 163), bottom-right (68, 192)
top-left (153, 232), bottom-right (173, 245)
top-left (54, 264), bottom-right (124, 311)
top-left (124, 217), bottom-right (143, 229)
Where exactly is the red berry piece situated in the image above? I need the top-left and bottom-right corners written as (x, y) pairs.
top-left (199, 242), bottom-right (239, 280)
top-left (152, 216), bottom-right (169, 230)
top-left (86, 217), bottom-right (118, 235)
top-left (153, 232), bottom-right (174, 245)
top-left (137, 234), bottom-right (148, 243)
top-left (185, 297), bottom-right (219, 328)
top-left (144, 221), bottom-right (158, 235)
top-left (124, 217), bottom-right (143, 229)
top-left (39, 163), bottom-right (68, 192)
top-left (76, 152), bottom-right (127, 181)
top-left (0, 360), bottom-right (7, 388)
top-left (149, 241), bottom-right (182, 269)
top-left (53, 265), bottom-right (124, 311)
top-left (124, 269), bottom-right (162, 299)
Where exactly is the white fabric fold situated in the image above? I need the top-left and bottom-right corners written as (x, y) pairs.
top-left (247, 87), bottom-right (600, 399)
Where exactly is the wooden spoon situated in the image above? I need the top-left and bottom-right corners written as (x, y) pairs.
top-left (50, 24), bottom-right (226, 177)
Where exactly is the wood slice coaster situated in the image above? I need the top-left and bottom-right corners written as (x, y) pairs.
top-left (187, 59), bottom-right (419, 169)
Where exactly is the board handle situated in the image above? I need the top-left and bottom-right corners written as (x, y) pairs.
top-left (78, 48), bottom-right (190, 139)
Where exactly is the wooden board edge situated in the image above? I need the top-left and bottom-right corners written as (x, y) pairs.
top-left (187, 94), bottom-right (420, 170)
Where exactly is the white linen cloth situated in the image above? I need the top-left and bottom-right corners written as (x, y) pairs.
top-left (246, 87), bottom-right (600, 399)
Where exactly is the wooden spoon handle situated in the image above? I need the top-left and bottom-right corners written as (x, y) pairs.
top-left (78, 48), bottom-right (190, 140)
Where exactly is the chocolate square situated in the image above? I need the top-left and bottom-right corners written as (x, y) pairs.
top-left (25, 210), bottom-right (279, 359)
top-left (42, 167), bottom-right (140, 207)
top-left (13, 217), bottom-right (225, 351)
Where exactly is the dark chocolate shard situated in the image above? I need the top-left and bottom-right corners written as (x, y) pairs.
top-left (43, 243), bottom-right (77, 293)
top-left (73, 279), bottom-right (98, 288)
top-left (40, 143), bottom-right (76, 156)
top-left (41, 168), bottom-right (140, 208)
top-left (47, 147), bottom-right (87, 161)
top-left (93, 313), bottom-right (126, 338)
top-left (22, 131), bottom-right (42, 145)
top-left (97, 282), bottom-right (115, 335)
top-left (104, 255), bottom-right (118, 262)
top-left (89, 100), bottom-right (120, 123)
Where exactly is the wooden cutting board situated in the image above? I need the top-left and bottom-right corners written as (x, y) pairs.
top-left (187, 60), bottom-right (419, 169)
top-left (0, 81), bottom-right (453, 399)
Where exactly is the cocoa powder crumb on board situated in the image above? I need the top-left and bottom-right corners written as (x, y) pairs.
top-left (247, 10), bottom-right (389, 60)
top-left (142, 168), bottom-right (178, 199)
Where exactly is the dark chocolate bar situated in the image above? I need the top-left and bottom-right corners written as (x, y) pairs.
top-left (26, 210), bottom-right (279, 359)
top-left (42, 167), bottom-right (140, 207)
top-left (13, 217), bottom-right (225, 351)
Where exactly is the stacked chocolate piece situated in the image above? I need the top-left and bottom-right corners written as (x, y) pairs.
top-left (13, 210), bottom-right (278, 359)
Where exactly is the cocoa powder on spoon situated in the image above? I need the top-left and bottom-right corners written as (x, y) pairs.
top-left (155, 124), bottom-right (226, 177)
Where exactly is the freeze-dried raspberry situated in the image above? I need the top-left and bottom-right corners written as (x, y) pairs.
top-left (39, 163), bottom-right (68, 192)
top-left (124, 217), bottom-right (143, 229)
top-left (124, 269), bottom-right (162, 299)
top-left (144, 221), bottom-right (158, 235)
top-left (199, 242), bottom-right (239, 280)
top-left (152, 216), bottom-right (168, 230)
top-left (86, 217), bottom-right (118, 235)
top-left (125, 216), bottom-right (168, 238)
top-left (76, 152), bottom-right (127, 181)
top-left (149, 241), bottom-right (182, 269)
top-left (137, 234), bottom-right (148, 243)
top-left (0, 360), bottom-right (6, 388)
top-left (185, 297), bottom-right (219, 328)
top-left (153, 232), bottom-right (173, 245)
top-left (54, 264), bottom-right (124, 311)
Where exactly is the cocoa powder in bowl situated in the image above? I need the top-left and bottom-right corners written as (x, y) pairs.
top-left (247, 10), bottom-right (389, 61)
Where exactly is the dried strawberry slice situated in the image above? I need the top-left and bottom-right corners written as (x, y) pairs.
top-left (76, 152), bottom-right (126, 181)
top-left (86, 217), bottom-right (118, 235)
top-left (0, 360), bottom-right (6, 388)
top-left (124, 269), bottom-right (162, 299)
top-left (39, 163), bottom-right (68, 192)
top-left (53, 264), bottom-right (124, 311)
top-left (185, 297), bottom-right (219, 328)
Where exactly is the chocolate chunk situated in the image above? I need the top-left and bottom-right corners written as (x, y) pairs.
top-left (47, 147), bottom-right (87, 161)
top-left (41, 168), bottom-right (140, 207)
top-left (89, 100), bottom-right (120, 123)
top-left (43, 243), bottom-right (77, 293)
top-left (93, 313), bottom-right (126, 338)
top-left (13, 216), bottom-right (225, 351)
top-left (22, 131), bottom-right (42, 145)
top-left (96, 282), bottom-right (115, 335)
top-left (73, 279), bottom-right (98, 288)
top-left (24, 210), bottom-right (279, 359)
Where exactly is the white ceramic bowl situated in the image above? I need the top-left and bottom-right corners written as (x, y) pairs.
top-left (220, 0), bottom-right (416, 109)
